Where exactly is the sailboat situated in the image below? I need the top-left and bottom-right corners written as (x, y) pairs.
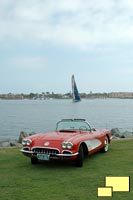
top-left (71, 75), bottom-right (81, 102)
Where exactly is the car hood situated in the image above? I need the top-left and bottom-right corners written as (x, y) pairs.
top-left (29, 131), bottom-right (80, 142)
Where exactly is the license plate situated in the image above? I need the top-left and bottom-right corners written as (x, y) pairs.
top-left (37, 154), bottom-right (50, 161)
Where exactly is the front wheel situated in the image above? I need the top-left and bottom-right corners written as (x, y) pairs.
top-left (76, 145), bottom-right (84, 167)
top-left (101, 136), bottom-right (109, 153)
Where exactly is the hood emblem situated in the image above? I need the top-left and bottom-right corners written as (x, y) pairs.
top-left (44, 141), bottom-right (50, 146)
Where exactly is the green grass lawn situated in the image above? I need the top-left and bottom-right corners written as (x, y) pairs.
top-left (0, 139), bottom-right (133, 200)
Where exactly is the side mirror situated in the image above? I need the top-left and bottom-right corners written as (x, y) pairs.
top-left (91, 128), bottom-right (96, 131)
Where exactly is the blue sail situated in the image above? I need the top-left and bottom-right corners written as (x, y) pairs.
top-left (71, 75), bottom-right (81, 102)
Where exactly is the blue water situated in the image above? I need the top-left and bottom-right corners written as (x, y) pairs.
top-left (0, 99), bottom-right (133, 140)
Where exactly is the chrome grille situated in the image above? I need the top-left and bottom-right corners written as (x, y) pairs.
top-left (32, 148), bottom-right (59, 156)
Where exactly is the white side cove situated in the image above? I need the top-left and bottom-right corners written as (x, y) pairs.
top-left (84, 139), bottom-right (102, 151)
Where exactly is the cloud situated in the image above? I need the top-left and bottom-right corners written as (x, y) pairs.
top-left (0, 0), bottom-right (133, 49)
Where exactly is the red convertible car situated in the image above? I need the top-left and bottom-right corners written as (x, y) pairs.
top-left (21, 119), bottom-right (112, 167)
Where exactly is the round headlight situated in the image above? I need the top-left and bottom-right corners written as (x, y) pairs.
top-left (62, 142), bottom-right (67, 149)
top-left (22, 139), bottom-right (27, 145)
top-left (26, 139), bottom-right (32, 146)
top-left (22, 139), bottom-right (32, 146)
top-left (62, 142), bottom-right (73, 149)
top-left (67, 142), bottom-right (73, 149)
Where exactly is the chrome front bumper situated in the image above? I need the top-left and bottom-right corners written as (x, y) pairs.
top-left (20, 149), bottom-right (78, 157)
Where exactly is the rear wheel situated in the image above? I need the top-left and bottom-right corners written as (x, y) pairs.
top-left (31, 157), bottom-right (38, 164)
top-left (76, 145), bottom-right (84, 167)
top-left (101, 136), bottom-right (109, 152)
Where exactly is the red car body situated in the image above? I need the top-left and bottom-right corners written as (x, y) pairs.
top-left (21, 119), bottom-right (112, 167)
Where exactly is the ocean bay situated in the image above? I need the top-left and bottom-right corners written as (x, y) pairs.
top-left (0, 99), bottom-right (133, 140)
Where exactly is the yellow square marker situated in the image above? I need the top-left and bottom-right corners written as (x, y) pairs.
top-left (98, 187), bottom-right (112, 197)
top-left (105, 176), bottom-right (130, 192)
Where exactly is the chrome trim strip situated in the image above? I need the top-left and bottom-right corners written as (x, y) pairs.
top-left (20, 149), bottom-right (34, 154)
top-left (56, 152), bottom-right (79, 157)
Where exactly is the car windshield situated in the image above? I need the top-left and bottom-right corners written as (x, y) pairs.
top-left (56, 119), bottom-right (91, 132)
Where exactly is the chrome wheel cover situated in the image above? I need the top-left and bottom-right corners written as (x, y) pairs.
top-left (104, 137), bottom-right (109, 152)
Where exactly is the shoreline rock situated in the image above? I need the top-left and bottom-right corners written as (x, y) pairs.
top-left (0, 139), bottom-right (22, 148)
top-left (0, 131), bottom-right (36, 148)
top-left (18, 131), bottom-right (28, 143)
top-left (110, 128), bottom-right (133, 139)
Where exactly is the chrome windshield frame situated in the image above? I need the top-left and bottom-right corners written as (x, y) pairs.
top-left (56, 119), bottom-right (92, 132)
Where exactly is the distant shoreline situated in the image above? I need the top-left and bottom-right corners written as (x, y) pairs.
top-left (1, 91), bottom-right (133, 100)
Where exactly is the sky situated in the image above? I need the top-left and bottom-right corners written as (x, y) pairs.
top-left (1, 0), bottom-right (133, 94)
